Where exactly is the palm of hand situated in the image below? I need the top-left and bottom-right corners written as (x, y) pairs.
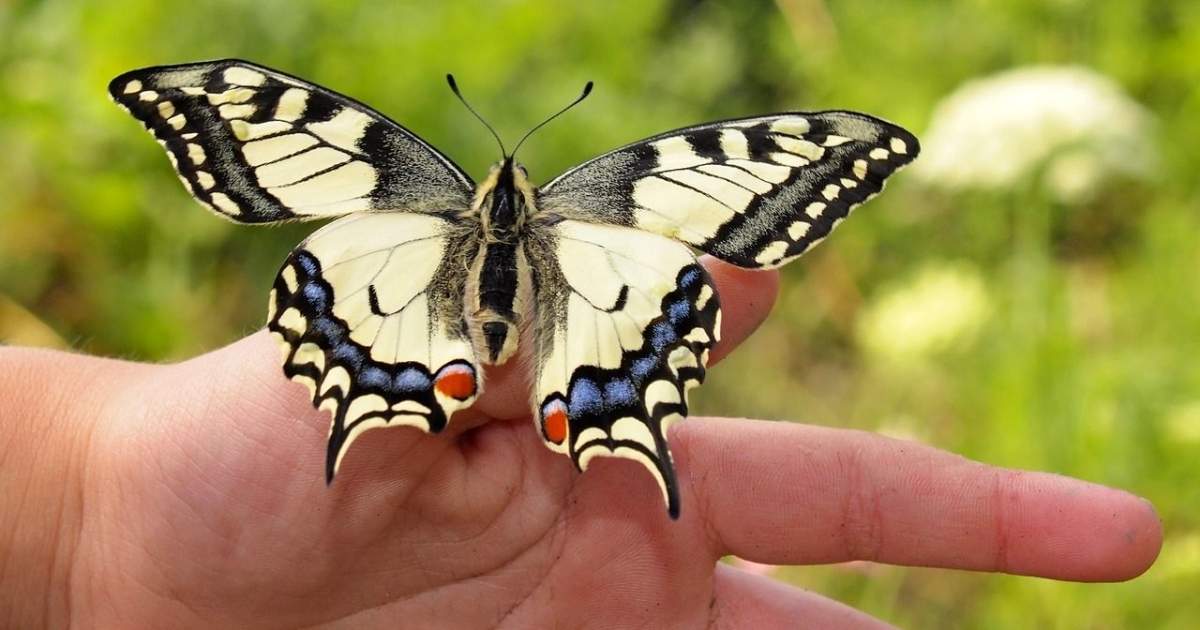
top-left (61, 262), bottom-right (1158, 629)
top-left (99, 363), bottom-right (713, 628)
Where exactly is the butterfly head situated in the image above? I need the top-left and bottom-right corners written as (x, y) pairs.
top-left (475, 156), bottom-right (536, 228)
top-left (504, 156), bottom-right (532, 192)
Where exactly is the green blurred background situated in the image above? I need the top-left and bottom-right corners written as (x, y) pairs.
top-left (1, 0), bottom-right (1197, 626)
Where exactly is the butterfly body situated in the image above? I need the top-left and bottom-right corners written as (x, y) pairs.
top-left (467, 157), bottom-right (536, 365)
top-left (110, 59), bottom-right (918, 518)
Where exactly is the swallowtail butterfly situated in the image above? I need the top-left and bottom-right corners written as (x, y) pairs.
top-left (109, 60), bottom-right (919, 518)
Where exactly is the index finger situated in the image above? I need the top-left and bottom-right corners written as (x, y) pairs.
top-left (672, 419), bottom-right (1162, 581)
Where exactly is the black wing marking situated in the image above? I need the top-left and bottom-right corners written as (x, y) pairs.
top-left (538, 111), bottom-right (918, 268)
top-left (109, 59), bottom-right (473, 223)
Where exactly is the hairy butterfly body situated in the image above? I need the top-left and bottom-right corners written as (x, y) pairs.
top-left (110, 59), bottom-right (918, 518)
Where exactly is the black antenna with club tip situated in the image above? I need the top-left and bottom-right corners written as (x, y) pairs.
top-left (446, 74), bottom-right (507, 157)
top-left (511, 81), bottom-right (594, 157)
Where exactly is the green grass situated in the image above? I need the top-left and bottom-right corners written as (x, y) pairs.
top-left (2, 1), bottom-right (1197, 626)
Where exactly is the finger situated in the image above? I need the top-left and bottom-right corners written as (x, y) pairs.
top-left (0, 344), bottom-right (153, 407)
top-left (712, 564), bottom-right (893, 630)
top-left (674, 419), bottom-right (1162, 581)
top-left (700, 255), bottom-right (779, 367)
top-left (475, 255), bottom-right (779, 419)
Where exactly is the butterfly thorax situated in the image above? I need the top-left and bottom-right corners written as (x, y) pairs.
top-left (466, 157), bottom-right (537, 365)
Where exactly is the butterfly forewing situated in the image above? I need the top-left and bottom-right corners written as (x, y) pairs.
top-left (109, 59), bottom-right (473, 223)
top-left (525, 220), bottom-right (721, 518)
top-left (539, 111), bottom-right (919, 268)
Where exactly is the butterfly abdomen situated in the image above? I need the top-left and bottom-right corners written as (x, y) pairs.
top-left (469, 240), bottom-right (525, 364)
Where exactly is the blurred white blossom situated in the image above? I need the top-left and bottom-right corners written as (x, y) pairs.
top-left (857, 263), bottom-right (990, 361)
top-left (914, 66), bottom-right (1156, 202)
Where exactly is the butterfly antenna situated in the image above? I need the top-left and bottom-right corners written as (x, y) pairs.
top-left (511, 81), bottom-right (594, 156)
top-left (446, 74), bottom-right (507, 157)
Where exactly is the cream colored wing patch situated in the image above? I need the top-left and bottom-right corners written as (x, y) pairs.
top-left (267, 213), bottom-right (480, 479)
top-left (109, 60), bottom-right (473, 223)
top-left (525, 220), bottom-right (721, 519)
top-left (539, 111), bottom-right (919, 268)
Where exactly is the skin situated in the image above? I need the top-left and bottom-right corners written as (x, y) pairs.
top-left (0, 259), bottom-right (1161, 629)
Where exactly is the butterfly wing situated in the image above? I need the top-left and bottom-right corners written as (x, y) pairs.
top-left (538, 111), bottom-right (918, 268)
top-left (109, 59), bottom-right (473, 222)
top-left (525, 220), bottom-right (721, 518)
top-left (267, 212), bottom-right (481, 479)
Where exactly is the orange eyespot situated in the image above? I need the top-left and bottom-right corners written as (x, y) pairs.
top-left (434, 364), bottom-right (476, 400)
top-left (542, 403), bottom-right (568, 445)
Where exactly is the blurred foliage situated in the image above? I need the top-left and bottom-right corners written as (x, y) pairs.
top-left (2, 0), bottom-right (1198, 626)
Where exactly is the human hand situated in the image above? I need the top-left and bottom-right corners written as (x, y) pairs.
top-left (1, 258), bottom-right (1161, 629)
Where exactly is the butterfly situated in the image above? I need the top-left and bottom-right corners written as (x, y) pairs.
top-left (109, 59), bottom-right (918, 519)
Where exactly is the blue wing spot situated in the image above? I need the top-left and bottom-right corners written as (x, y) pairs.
top-left (358, 366), bottom-right (389, 388)
top-left (668, 298), bottom-right (691, 323)
top-left (630, 356), bottom-right (656, 379)
top-left (604, 378), bottom-right (637, 407)
top-left (330, 342), bottom-right (361, 367)
top-left (569, 379), bottom-right (604, 416)
top-left (678, 267), bottom-right (701, 288)
top-left (394, 368), bottom-right (431, 392)
top-left (313, 317), bottom-right (345, 344)
top-left (650, 321), bottom-right (676, 352)
top-left (302, 282), bottom-right (330, 312)
top-left (295, 253), bottom-right (321, 276)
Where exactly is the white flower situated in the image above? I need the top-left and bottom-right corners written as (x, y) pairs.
top-left (913, 66), bottom-right (1156, 202)
top-left (857, 263), bottom-right (990, 362)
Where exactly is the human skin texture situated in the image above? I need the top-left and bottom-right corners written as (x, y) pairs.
top-left (0, 258), bottom-right (1161, 629)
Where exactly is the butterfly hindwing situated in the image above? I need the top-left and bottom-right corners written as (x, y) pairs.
top-left (267, 213), bottom-right (481, 479)
top-left (525, 220), bottom-right (721, 518)
top-left (538, 111), bottom-right (919, 268)
top-left (109, 59), bottom-right (473, 223)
